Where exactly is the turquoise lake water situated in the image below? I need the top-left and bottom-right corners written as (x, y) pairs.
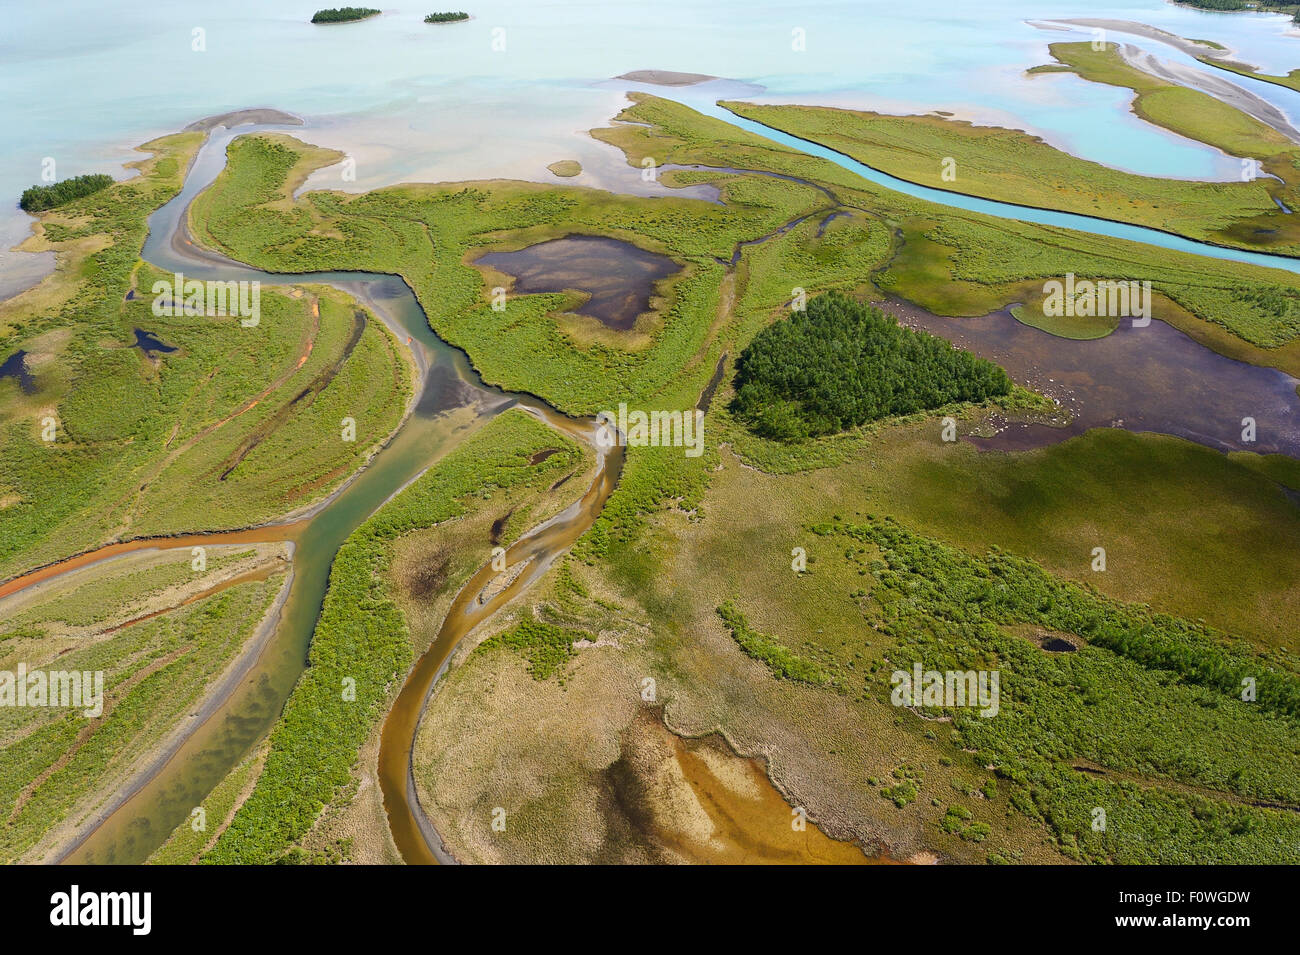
top-left (5, 0), bottom-right (1300, 297)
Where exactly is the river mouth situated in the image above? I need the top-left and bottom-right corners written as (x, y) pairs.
top-left (475, 235), bottom-right (680, 331)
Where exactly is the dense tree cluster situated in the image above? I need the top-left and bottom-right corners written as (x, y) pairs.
top-left (1178, 0), bottom-right (1299, 19)
top-left (424, 11), bottom-right (469, 22)
top-left (730, 291), bottom-right (1012, 440)
top-left (19, 174), bottom-right (113, 212)
top-left (309, 7), bottom-right (380, 23)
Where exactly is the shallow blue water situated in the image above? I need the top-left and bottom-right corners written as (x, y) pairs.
top-left (2, 3), bottom-right (1296, 202)
top-left (3, 0), bottom-right (1300, 295)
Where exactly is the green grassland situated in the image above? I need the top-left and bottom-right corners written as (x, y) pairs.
top-left (411, 405), bottom-right (1300, 862)
top-left (0, 544), bottom-right (287, 862)
top-left (1, 544), bottom-right (265, 635)
top-left (817, 516), bottom-right (1300, 863)
top-left (183, 130), bottom-right (822, 414)
top-left (0, 134), bottom-right (412, 582)
top-left (721, 96), bottom-right (1293, 254)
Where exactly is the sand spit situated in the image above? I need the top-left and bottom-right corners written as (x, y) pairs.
top-left (616, 70), bottom-right (718, 87)
top-left (184, 108), bottom-right (303, 133)
top-left (1119, 43), bottom-right (1300, 143)
top-left (1041, 18), bottom-right (1235, 61)
top-left (1028, 19), bottom-right (1300, 144)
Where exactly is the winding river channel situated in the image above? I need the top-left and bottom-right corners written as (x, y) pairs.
top-left (38, 120), bottom-right (624, 864)
top-left (6, 91), bottom-right (1299, 864)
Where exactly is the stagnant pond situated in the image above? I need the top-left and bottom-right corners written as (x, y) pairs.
top-left (887, 298), bottom-right (1300, 457)
top-left (132, 328), bottom-right (177, 355)
top-left (0, 349), bottom-right (35, 394)
top-left (476, 235), bottom-right (679, 331)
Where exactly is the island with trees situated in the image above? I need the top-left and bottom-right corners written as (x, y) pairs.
top-left (1175, 0), bottom-right (1299, 20)
top-left (425, 11), bottom-right (469, 23)
top-left (311, 7), bottom-right (381, 24)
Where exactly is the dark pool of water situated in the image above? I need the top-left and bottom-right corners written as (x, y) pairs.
top-left (0, 350), bottom-right (36, 394)
top-left (884, 299), bottom-right (1300, 459)
top-left (475, 235), bottom-right (679, 331)
top-left (132, 328), bottom-right (177, 354)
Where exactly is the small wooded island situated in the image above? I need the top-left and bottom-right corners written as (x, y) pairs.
top-left (311, 7), bottom-right (381, 23)
top-left (425, 11), bottom-right (469, 23)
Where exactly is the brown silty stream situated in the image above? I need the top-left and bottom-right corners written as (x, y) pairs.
top-left (377, 419), bottom-right (624, 865)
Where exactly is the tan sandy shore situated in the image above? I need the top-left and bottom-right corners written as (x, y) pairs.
top-left (1040, 18), bottom-right (1236, 61)
top-left (184, 107), bottom-right (303, 133)
top-left (616, 70), bottom-right (718, 87)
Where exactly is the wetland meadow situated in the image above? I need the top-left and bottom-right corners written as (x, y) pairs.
top-left (1, 2), bottom-right (1298, 905)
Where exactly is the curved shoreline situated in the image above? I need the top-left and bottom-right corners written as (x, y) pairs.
top-left (1034, 19), bottom-right (1300, 142)
top-left (713, 102), bottom-right (1300, 271)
